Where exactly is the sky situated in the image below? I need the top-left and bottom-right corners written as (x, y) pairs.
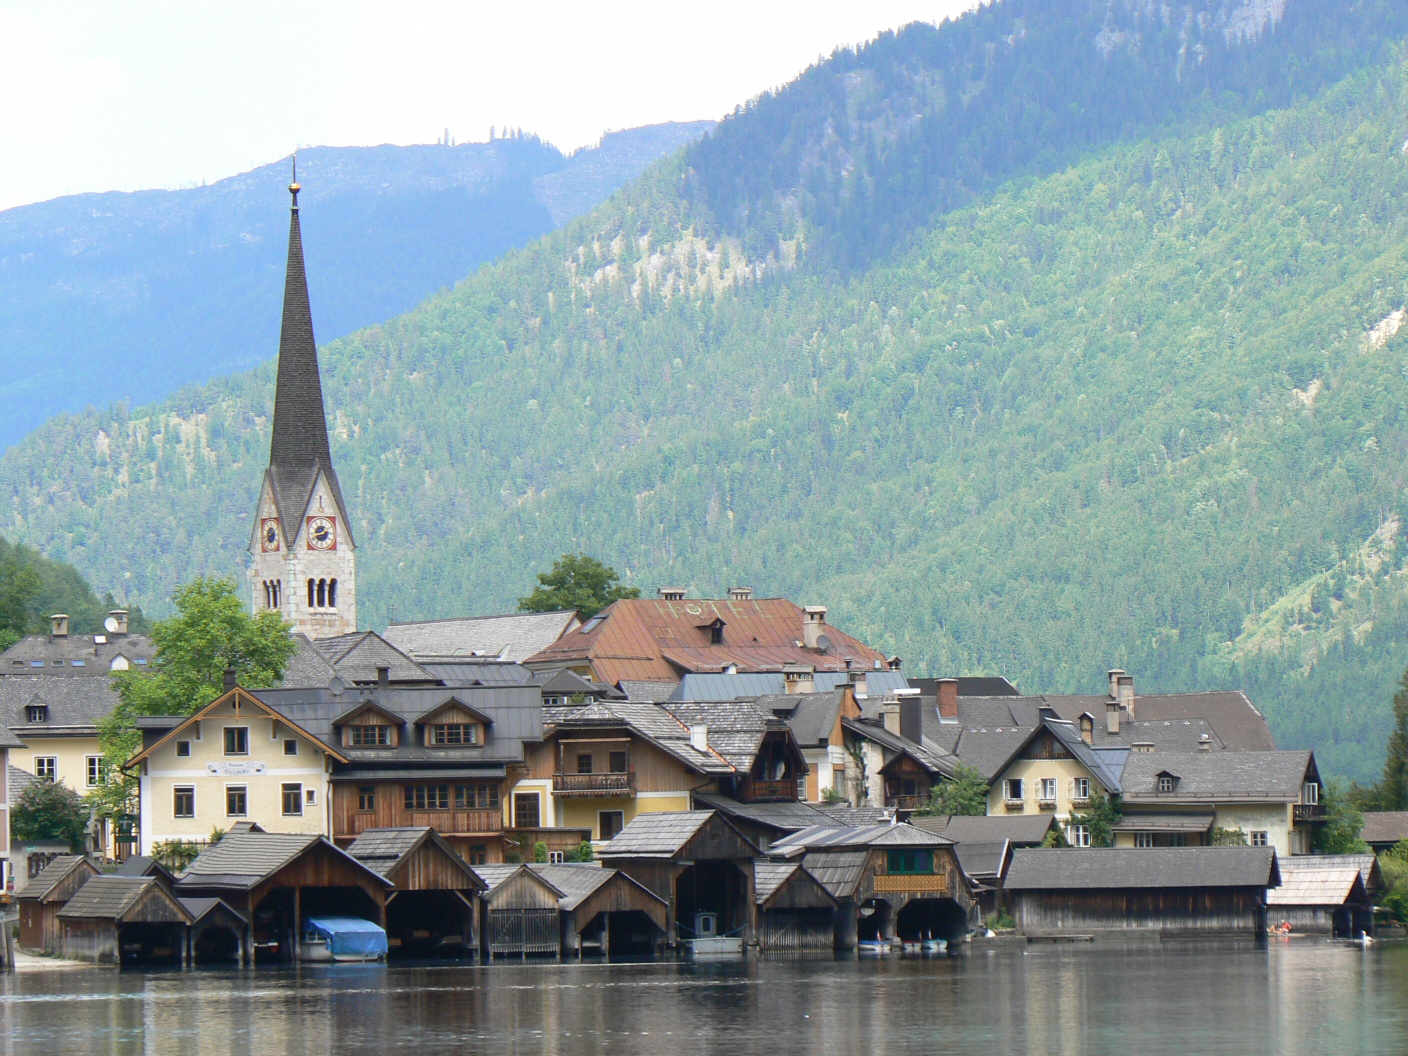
top-left (0, 1), bottom-right (980, 212)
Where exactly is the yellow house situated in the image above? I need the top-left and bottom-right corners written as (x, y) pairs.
top-left (126, 688), bottom-right (344, 854)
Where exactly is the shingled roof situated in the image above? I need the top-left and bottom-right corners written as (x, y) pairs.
top-left (58, 876), bottom-right (193, 924)
top-left (1266, 863), bottom-right (1367, 908)
top-left (1120, 750), bottom-right (1315, 803)
top-left (17, 855), bottom-right (94, 901)
top-left (346, 827), bottom-right (485, 889)
top-left (548, 700), bottom-right (732, 774)
top-left (385, 611), bottom-right (580, 663)
top-left (1005, 847), bottom-right (1280, 890)
top-left (909, 813), bottom-right (1056, 847)
top-left (770, 822), bottom-right (949, 858)
top-left (178, 831), bottom-right (391, 893)
top-left (660, 699), bottom-right (795, 771)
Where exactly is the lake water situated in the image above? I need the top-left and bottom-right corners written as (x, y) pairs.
top-left (4, 940), bottom-right (1408, 1056)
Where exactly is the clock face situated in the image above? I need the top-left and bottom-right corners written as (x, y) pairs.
top-left (260, 518), bottom-right (280, 552)
top-left (306, 516), bottom-right (336, 551)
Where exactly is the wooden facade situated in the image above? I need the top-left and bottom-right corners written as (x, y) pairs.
top-left (1010, 887), bottom-right (1269, 935)
top-left (17, 856), bottom-right (98, 953)
top-left (882, 755), bottom-right (934, 812)
top-left (332, 781), bottom-right (505, 843)
top-left (477, 866), bottom-right (563, 956)
top-left (59, 880), bottom-right (194, 966)
top-left (756, 864), bottom-right (837, 951)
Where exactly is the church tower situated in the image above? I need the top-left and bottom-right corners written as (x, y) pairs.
top-left (248, 168), bottom-right (357, 637)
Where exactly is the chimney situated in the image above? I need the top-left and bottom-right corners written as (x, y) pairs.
top-left (802, 606), bottom-right (828, 650)
top-left (897, 689), bottom-right (922, 744)
top-left (108, 610), bottom-right (129, 636)
top-left (937, 678), bottom-right (959, 720)
top-left (1198, 733), bottom-right (1212, 752)
top-left (376, 664), bottom-right (390, 689)
top-left (1106, 700), bottom-right (1121, 736)
top-left (223, 667), bottom-right (237, 692)
top-left (49, 614), bottom-right (69, 638)
top-left (727, 587), bottom-right (753, 601)
top-left (1108, 669), bottom-right (1125, 700)
top-left (853, 670), bottom-right (869, 697)
top-left (659, 587), bottom-right (686, 602)
top-left (783, 664), bottom-right (816, 694)
top-left (1079, 713), bottom-right (1094, 745)
top-left (690, 724), bottom-right (709, 752)
top-left (880, 702), bottom-right (901, 736)
top-left (1117, 673), bottom-right (1135, 717)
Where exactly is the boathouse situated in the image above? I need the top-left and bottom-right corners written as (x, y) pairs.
top-left (753, 862), bottom-right (838, 950)
top-left (17, 854), bottom-right (98, 952)
top-left (180, 896), bottom-right (251, 963)
top-left (347, 827), bottom-right (486, 957)
top-left (58, 876), bottom-right (194, 965)
top-left (472, 864), bottom-right (565, 956)
top-left (176, 830), bottom-right (392, 962)
top-left (598, 811), bottom-right (760, 946)
top-left (1266, 856), bottom-right (1375, 936)
top-left (1004, 847), bottom-right (1280, 937)
top-left (769, 823), bottom-right (975, 948)
top-left (531, 863), bottom-right (668, 956)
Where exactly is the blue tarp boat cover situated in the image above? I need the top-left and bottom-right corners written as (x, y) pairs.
top-left (304, 917), bottom-right (388, 959)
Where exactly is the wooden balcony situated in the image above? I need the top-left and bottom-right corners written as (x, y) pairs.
top-left (337, 807), bottom-right (504, 839)
top-left (1294, 803), bottom-right (1327, 822)
top-left (885, 795), bottom-right (930, 812)
top-left (552, 772), bottom-right (635, 796)
top-left (737, 777), bottom-right (797, 803)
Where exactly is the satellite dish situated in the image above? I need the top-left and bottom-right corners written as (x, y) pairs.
top-left (815, 634), bottom-right (832, 654)
top-left (103, 617), bottom-right (119, 634)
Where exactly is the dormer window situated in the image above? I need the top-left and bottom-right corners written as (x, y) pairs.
top-left (430, 723), bottom-right (481, 746)
top-left (26, 705), bottom-right (47, 723)
top-left (1157, 773), bottom-right (1178, 793)
top-left (347, 725), bottom-right (392, 747)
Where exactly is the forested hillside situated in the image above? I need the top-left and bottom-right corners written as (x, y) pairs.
top-left (5, 0), bottom-right (1408, 778)
top-left (0, 123), bottom-right (711, 447)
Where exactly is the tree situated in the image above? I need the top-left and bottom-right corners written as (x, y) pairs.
top-left (1313, 780), bottom-right (1368, 854)
top-left (914, 763), bottom-right (988, 816)
top-left (518, 553), bottom-right (640, 620)
top-left (91, 576), bottom-right (296, 824)
top-left (1067, 789), bottom-right (1121, 848)
top-left (1375, 665), bottom-right (1408, 810)
top-left (12, 780), bottom-right (88, 851)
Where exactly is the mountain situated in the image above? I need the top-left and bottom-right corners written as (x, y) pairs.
top-left (0, 122), bottom-right (712, 448)
top-left (4, 0), bottom-right (1408, 779)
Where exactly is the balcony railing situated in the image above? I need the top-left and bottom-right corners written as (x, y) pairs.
top-left (1294, 803), bottom-right (1327, 822)
top-left (885, 795), bottom-right (930, 812)
top-left (552, 772), bottom-right (635, 796)
top-left (737, 777), bottom-right (797, 803)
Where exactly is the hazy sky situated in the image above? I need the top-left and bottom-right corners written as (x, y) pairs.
top-left (0, 1), bottom-right (979, 211)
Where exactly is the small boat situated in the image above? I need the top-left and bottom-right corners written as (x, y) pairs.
top-left (299, 917), bottom-right (388, 962)
top-left (857, 939), bottom-right (890, 955)
top-left (922, 935), bottom-right (947, 954)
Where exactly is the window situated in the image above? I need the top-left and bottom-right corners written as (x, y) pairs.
top-left (34, 757), bottom-right (56, 781)
top-left (404, 784), bottom-right (451, 810)
top-left (226, 786), bottom-right (248, 817)
top-left (348, 725), bottom-right (392, 747)
top-left (173, 786), bottom-right (195, 818)
top-left (430, 723), bottom-right (480, 746)
top-left (70, 659), bottom-right (85, 668)
top-left (1134, 832), bottom-right (1155, 848)
top-left (283, 739), bottom-right (298, 756)
top-left (282, 783), bottom-right (303, 816)
top-left (513, 792), bottom-right (541, 829)
top-left (548, 851), bottom-right (566, 864)
top-left (135, 658), bottom-right (148, 666)
top-left (305, 788), bottom-right (316, 806)
top-left (1157, 775), bottom-right (1176, 793)
top-left (1068, 824), bottom-right (1092, 848)
top-left (175, 740), bottom-right (191, 758)
top-left (85, 756), bottom-right (104, 788)
top-left (1302, 782), bottom-right (1319, 805)
top-left (358, 785), bottom-right (376, 812)
top-left (1004, 778), bottom-right (1023, 802)
top-left (29, 661), bottom-right (42, 668)
top-left (224, 726), bottom-right (249, 756)
top-left (599, 810), bottom-right (625, 840)
top-left (1250, 831), bottom-right (1269, 847)
top-left (455, 783), bottom-right (500, 810)
top-left (1072, 777), bottom-right (1091, 800)
top-left (576, 753), bottom-right (594, 774)
top-left (1132, 743), bottom-right (1154, 753)
top-left (1039, 778), bottom-right (1057, 802)
top-left (797, 775), bottom-right (809, 800)
top-left (25, 706), bottom-right (46, 723)
top-left (468, 843), bottom-right (488, 866)
top-left (1168, 833), bottom-right (1186, 847)
top-left (609, 750), bottom-right (628, 773)
top-left (886, 849), bottom-right (934, 874)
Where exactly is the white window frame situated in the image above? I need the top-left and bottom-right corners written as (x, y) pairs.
top-left (305, 788), bottom-right (317, 806)
top-left (33, 756), bottom-right (57, 781)
top-left (1072, 777), bottom-right (1091, 801)
top-left (548, 851), bottom-right (566, 864)
top-left (1134, 832), bottom-right (1155, 848)
top-left (1302, 782), bottom-right (1319, 805)
top-left (1250, 831), bottom-right (1269, 847)
top-left (1038, 778), bottom-right (1058, 802)
top-left (1157, 775), bottom-right (1175, 793)
top-left (283, 739), bottom-right (299, 756)
top-left (85, 755), bottom-right (103, 788)
top-left (1068, 823), bottom-right (1092, 848)
top-left (1004, 778), bottom-right (1023, 802)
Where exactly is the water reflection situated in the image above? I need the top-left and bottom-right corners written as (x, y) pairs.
top-left (1, 941), bottom-right (1406, 1056)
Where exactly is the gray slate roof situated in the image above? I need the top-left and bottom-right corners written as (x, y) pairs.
top-left (422, 661), bottom-right (535, 687)
top-left (308, 631), bottom-right (436, 684)
top-left (1360, 811), bottom-right (1408, 846)
top-left (0, 674), bottom-right (122, 733)
top-left (58, 875), bottom-right (188, 921)
top-left (953, 840), bottom-right (1010, 882)
top-left (618, 681), bottom-right (681, 702)
top-left (178, 896), bottom-right (245, 924)
top-left (346, 827), bottom-right (486, 888)
top-left (1041, 691), bottom-right (1277, 751)
top-left (753, 862), bottom-right (801, 903)
top-left (469, 864), bottom-right (532, 894)
top-left (179, 831), bottom-right (391, 893)
top-left (1120, 750), bottom-right (1314, 803)
top-left (660, 700), bottom-right (787, 771)
top-left (909, 813), bottom-right (1056, 846)
top-left (0, 633), bottom-right (155, 672)
top-left (845, 716), bottom-right (958, 777)
top-left (668, 670), bottom-right (908, 702)
top-left (7, 764), bottom-right (36, 798)
top-left (770, 822), bottom-right (949, 858)
top-left (16, 854), bottom-right (90, 900)
top-left (692, 791), bottom-right (842, 832)
top-left (385, 611), bottom-right (580, 663)
top-left (527, 863), bottom-right (613, 908)
top-left (598, 811), bottom-right (755, 859)
top-left (800, 850), bottom-right (871, 899)
top-left (1005, 847), bottom-right (1280, 890)
top-left (758, 691), bottom-right (845, 748)
top-left (949, 716), bottom-right (1124, 792)
top-left (814, 806), bottom-right (892, 826)
top-left (113, 855), bottom-right (178, 886)
top-left (550, 700), bottom-right (732, 774)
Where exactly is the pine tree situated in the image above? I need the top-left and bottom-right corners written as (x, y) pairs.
top-left (1377, 666), bottom-right (1408, 810)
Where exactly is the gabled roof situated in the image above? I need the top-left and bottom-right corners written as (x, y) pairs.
top-left (17, 854), bottom-right (93, 901)
top-left (412, 696), bottom-right (496, 727)
top-left (692, 792), bottom-right (842, 833)
top-left (1266, 863), bottom-right (1368, 907)
top-left (331, 699), bottom-right (407, 727)
top-left (384, 611), bottom-right (581, 664)
top-left (1040, 691), bottom-right (1276, 751)
top-left (57, 875), bottom-right (194, 923)
top-left (598, 810), bottom-right (760, 859)
top-left (799, 850), bottom-right (871, 900)
top-left (1360, 811), bottom-right (1408, 847)
top-left (1120, 750), bottom-right (1315, 803)
top-left (660, 699), bottom-right (802, 772)
top-left (178, 896), bottom-right (247, 925)
top-left (0, 673), bottom-right (123, 734)
top-left (753, 862), bottom-right (838, 908)
top-left (528, 863), bottom-right (667, 912)
top-left (113, 855), bottom-right (178, 887)
top-left (307, 632), bottom-right (434, 685)
top-left (346, 827), bottom-right (487, 889)
top-left (177, 831), bottom-right (392, 893)
top-left (843, 716), bottom-right (958, 778)
top-left (618, 680), bottom-right (681, 701)
top-left (908, 813), bottom-right (1056, 847)
top-left (1289, 853), bottom-right (1381, 892)
top-left (548, 700), bottom-right (732, 774)
top-left (524, 597), bottom-right (889, 683)
top-left (951, 716), bottom-right (1124, 792)
top-left (770, 823), bottom-right (949, 858)
top-left (8, 763), bottom-right (36, 798)
top-left (758, 691), bottom-right (848, 747)
top-left (470, 864), bottom-right (548, 895)
top-left (1005, 847), bottom-right (1280, 891)
top-left (953, 840), bottom-right (1011, 883)
top-left (124, 687), bottom-right (347, 770)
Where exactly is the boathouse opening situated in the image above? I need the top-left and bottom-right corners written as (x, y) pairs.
top-left (116, 922), bottom-right (185, 966)
top-left (574, 910), bottom-right (660, 956)
top-left (385, 889), bottom-right (474, 958)
top-left (856, 898), bottom-right (893, 943)
top-left (253, 886), bottom-right (383, 962)
top-left (674, 860), bottom-right (750, 942)
top-left (895, 898), bottom-right (969, 943)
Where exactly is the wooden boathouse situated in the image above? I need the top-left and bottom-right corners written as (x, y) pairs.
top-left (57, 876), bottom-right (194, 965)
top-left (17, 855), bottom-right (98, 953)
top-left (754, 862), bottom-right (838, 950)
top-left (1266, 855), bottom-right (1376, 936)
top-left (1004, 847), bottom-right (1280, 937)
top-left (347, 827), bottom-right (486, 957)
top-left (532, 863), bottom-right (668, 956)
top-left (473, 864), bottom-right (565, 956)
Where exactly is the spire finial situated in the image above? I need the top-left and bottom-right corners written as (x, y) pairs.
top-left (289, 152), bottom-right (300, 208)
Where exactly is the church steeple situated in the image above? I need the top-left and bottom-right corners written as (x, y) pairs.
top-left (249, 158), bottom-right (357, 638)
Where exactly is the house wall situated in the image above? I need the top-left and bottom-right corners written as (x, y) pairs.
top-left (988, 757), bottom-right (1097, 825)
top-left (16, 734), bottom-right (105, 799)
top-left (331, 780), bottom-right (507, 842)
top-left (1212, 804), bottom-right (1294, 857)
top-left (138, 701), bottom-right (331, 853)
top-left (1011, 886), bottom-right (1267, 934)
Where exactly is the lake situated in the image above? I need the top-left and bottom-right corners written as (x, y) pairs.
top-left (4, 940), bottom-right (1407, 1056)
